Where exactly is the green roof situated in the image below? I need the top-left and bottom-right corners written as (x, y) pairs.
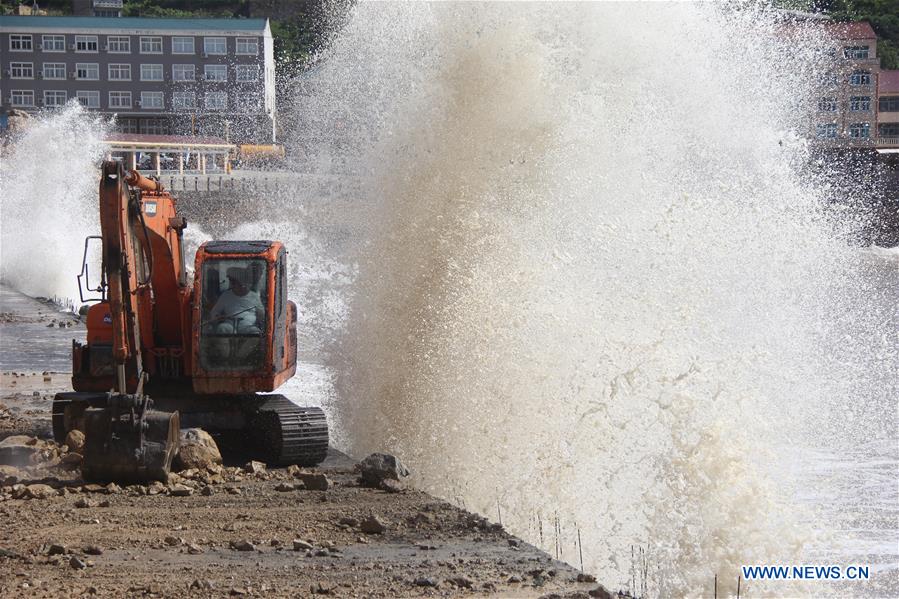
top-left (0, 15), bottom-right (268, 32)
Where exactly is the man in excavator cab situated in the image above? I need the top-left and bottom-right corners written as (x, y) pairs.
top-left (204, 264), bottom-right (265, 364)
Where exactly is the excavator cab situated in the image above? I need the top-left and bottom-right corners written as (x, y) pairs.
top-left (192, 241), bottom-right (297, 394)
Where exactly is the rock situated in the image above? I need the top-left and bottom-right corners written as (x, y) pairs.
top-left (0, 465), bottom-right (20, 484)
top-left (447, 576), bottom-right (474, 588)
top-left (69, 556), bottom-right (86, 570)
top-left (164, 536), bottom-right (182, 546)
top-left (0, 436), bottom-right (41, 466)
top-left (64, 430), bottom-right (85, 454)
top-left (60, 453), bottom-right (82, 469)
top-left (230, 540), bottom-right (256, 552)
top-left (577, 573), bottom-right (597, 583)
top-left (357, 453), bottom-right (410, 488)
top-left (587, 586), bottom-right (614, 599)
top-left (82, 484), bottom-right (105, 493)
top-left (380, 479), bottom-right (404, 493)
top-left (286, 465), bottom-right (301, 476)
top-left (190, 579), bottom-right (214, 590)
top-left (83, 545), bottom-right (103, 556)
top-left (359, 515), bottom-right (386, 535)
top-left (74, 497), bottom-right (94, 509)
top-left (274, 482), bottom-right (295, 492)
top-left (508, 575), bottom-right (522, 583)
top-left (0, 547), bottom-right (21, 559)
top-left (297, 473), bottom-right (330, 491)
top-left (147, 482), bottom-right (166, 495)
top-left (174, 429), bottom-right (222, 471)
top-left (24, 484), bottom-right (56, 499)
top-left (243, 461), bottom-right (266, 474)
top-left (338, 517), bottom-right (358, 527)
top-left (187, 543), bottom-right (204, 555)
top-left (200, 486), bottom-right (214, 496)
top-left (508, 538), bottom-right (521, 547)
top-left (225, 486), bottom-right (241, 495)
top-left (293, 540), bottom-right (313, 551)
top-left (98, 499), bottom-right (110, 508)
top-left (413, 577), bottom-right (438, 587)
top-left (104, 483), bottom-right (121, 494)
top-left (47, 544), bottom-right (67, 556)
top-left (169, 484), bottom-right (193, 497)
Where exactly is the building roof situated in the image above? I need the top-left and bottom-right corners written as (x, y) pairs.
top-left (102, 133), bottom-right (235, 150)
top-left (880, 70), bottom-right (899, 94)
top-left (0, 15), bottom-right (267, 33)
top-left (822, 21), bottom-right (877, 40)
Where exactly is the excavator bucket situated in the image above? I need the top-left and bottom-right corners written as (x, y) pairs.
top-left (81, 393), bottom-right (180, 483)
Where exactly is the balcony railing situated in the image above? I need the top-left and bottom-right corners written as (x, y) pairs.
top-left (877, 137), bottom-right (899, 148)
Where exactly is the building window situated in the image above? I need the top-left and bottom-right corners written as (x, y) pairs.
top-left (173, 64), bottom-right (195, 81)
top-left (140, 118), bottom-right (168, 134)
top-left (848, 123), bottom-right (870, 138)
top-left (815, 123), bottom-right (838, 139)
top-left (235, 93), bottom-right (261, 111)
top-left (878, 123), bottom-right (899, 138)
top-left (848, 70), bottom-right (872, 86)
top-left (76, 90), bottom-right (100, 108)
top-left (117, 118), bottom-right (138, 134)
top-left (95, 9), bottom-right (120, 18)
top-left (109, 91), bottom-right (132, 109)
top-left (235, 65), bottom-right (259, 82)
top-left (817, 97), bottom-right (837, 112)
top-left (41, 35), bottom-right (65, 52)
top-left (108, 64), bottom-right (131, 81)
top-left (140, 64), bottom-right (163, 81)
top-left (140, 91), bottom-right (164, 109)
top-left (140, 36), bottom-right (162, 54)
top-left (10, 62), bottom-right (34, 79)
top-left (75, 36), bottom-right (99, 53)
top-left (172, 37), bottom-right (195, 55)
top-left (76, 63), bottom-right (100, 80)
top-left (204, 64), bottom-right (227, 81)
top-left (205, 91), bottom-right (227, 110)
top-left (42, 62), bottom-right (66, 80)
top-left (43, 90), bottom-right (67, 107)
top-left (849, 96), bottom-right (871, 111)
top-left (10, 35), bottom-right (33, 52)
top-left (843, 45), bottom-right (869, 59)
top-left (106, 36), bottom-right (130, 53)
top-left (10, 90), bottom-right (35, 107)
top-left (818, 71), bottom-right (838, 86)
top-left (173, 92), bottom-right (196, 110)
top-left (236, 37), bottom-right (258, 55)
top-left (879, 96), bottom-right (899, 112)
top-left (204, 37), bottom-right (226, 55)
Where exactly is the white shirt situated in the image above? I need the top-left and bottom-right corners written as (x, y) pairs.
top-left (210, 289), bottom-right (263, 332)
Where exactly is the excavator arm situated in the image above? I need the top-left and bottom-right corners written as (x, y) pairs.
top-left (79, 161), bottom-right (180, 483)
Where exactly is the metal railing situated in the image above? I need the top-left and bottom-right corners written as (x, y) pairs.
top-left (877, 136), bottom-right (899, 148)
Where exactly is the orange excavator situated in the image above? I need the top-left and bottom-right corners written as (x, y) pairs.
top-left (52, 160), bottom-right (328, 482)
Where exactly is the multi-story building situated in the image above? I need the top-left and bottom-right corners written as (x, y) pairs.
top-left (73, 0), bottom-right (125, 19)
top-left (812, 21), bottom-right (879, 147)
top-left (0, 15), bottom-right (276, 143)
top-left (877, 70), bottom-right (899, 148)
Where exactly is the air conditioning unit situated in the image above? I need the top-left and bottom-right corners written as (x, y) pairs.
top-left (37, 43), bottom-right (43, 50)
top-left (69, 43), bottom-right (76, 50)
top-left (70, 72), bottom-right (77, 79)
top-left (136, 100), bottom-right (142, 106)
top-left (102, 45), bottom-right (108, 51)
top-left (36, 72), bottom-right (43, 79)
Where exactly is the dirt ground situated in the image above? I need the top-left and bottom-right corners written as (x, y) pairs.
top-left (0, 288), bottom-right (614, 599)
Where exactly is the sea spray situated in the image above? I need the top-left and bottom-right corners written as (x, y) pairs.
top-left (0, 104), bottom-right (107, 303)
top-left (283, 3), bottom-right (896, 595)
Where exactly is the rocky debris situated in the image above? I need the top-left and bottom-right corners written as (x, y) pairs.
top-left (587, 586), bottom-right (615, 599)
top-left (230, 540), bottom-right (256, 552)
top-left (296, 472), bottom-right (330, 491)
top-left (186, 543), bottom-right (204, 555)
top-left (74, 497), bottom-right (94, 509)
top-left (447, 575), bottom-right (474, 588)
top-left (23, 483), bottom-right (56, 499)
top-left (60, 452), bottom-right (82, 469)
top-left (293, 540), bottom-right (313, 551)
top-left (69, 556), bottom-right (86, 570)
top-left (243, 461), bottom-right (266, 475)
top-left (274, 482), bottom-right (296, 492)
top-left (190, 579), bottom-right (214, 590)
top-left (201, 486), bottom-right (214, 496)
top-left (174, 429), bottom-right (222, 471)
top-left (338, 516), bottom-right (358, 527)
top-left (64, 430), bottom-right (85, 454)
top-left (413, 576), bottom-right (438, 587)
top-left (357, 453), bottom-right (410, 489)
top-left (0, 465), bottom-right (20, 484)
top-left (47, 544), bottom-right (67, 556)
top-left (169, 484), bottom-right (193, 497)
top-left (84, 545), bottom-right (103, 556)
top-left (359, 515), bottom-right (386, 535)
top-left (577, 573), bottom-right (597, 583)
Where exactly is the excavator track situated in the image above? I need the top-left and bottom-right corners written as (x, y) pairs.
top-left (249, 395), bottom-right (328, 467)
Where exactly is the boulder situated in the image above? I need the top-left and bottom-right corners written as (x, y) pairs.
top-left (359, 515), bottom-right (386, 535)
top-left (0, 465), bottom-right (20, 485)
top-left (297, 473), bottom-right (330, 491)
top-left (24, 484), bottom-right (56, 499)
top-left (174, 429), bottom-right (222, 471)
top-left (357, 453), bottom-right (410, 488)
top-left (64, 430), bottom-right (85, 454)
top-left (243, 461), bottom-right (266, 475)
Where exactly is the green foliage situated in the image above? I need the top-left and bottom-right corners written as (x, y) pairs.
top-left (122, 0), bottom-right (238, 18)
